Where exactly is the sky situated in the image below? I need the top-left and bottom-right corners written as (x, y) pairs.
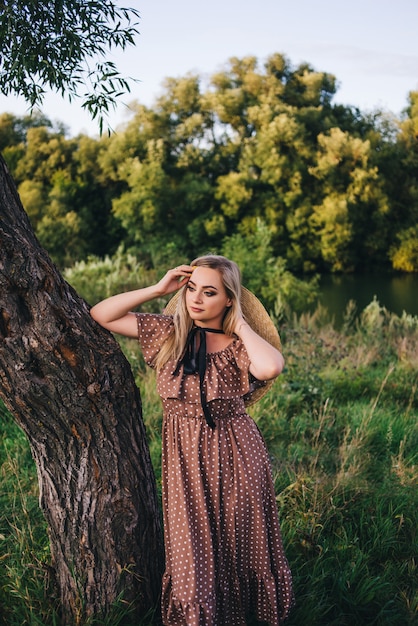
top-left (1, 0), bottom-right (417, 137)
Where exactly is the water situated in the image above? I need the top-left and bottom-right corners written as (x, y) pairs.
top-left (316, 273), bottom-right (418, 325)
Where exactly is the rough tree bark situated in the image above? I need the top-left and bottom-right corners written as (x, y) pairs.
top-left (0, 153), bottom-right (164, 624)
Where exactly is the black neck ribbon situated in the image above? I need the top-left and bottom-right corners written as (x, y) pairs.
top-left (180, 326), bottom-right (224, 429)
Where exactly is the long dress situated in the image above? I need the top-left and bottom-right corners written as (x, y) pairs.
top-left (136, 313), bottom-right (294, 626)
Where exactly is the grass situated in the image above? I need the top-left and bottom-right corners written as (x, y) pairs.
top-left (0, 404), bottom-right (60, 626)
top-left (1, 299), bottom-right (417, 625)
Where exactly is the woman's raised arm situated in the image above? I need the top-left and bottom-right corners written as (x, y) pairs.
top-left (90, 265), bottom-right (194, 337)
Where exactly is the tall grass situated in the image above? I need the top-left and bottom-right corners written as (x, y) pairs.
top-left (0, 402), bottom-right (60, 626)
top-left (1, 299), bottom-right (417, 625)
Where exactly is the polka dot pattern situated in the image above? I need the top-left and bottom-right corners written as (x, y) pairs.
top-left (136, 313), bottom-right (294, 625)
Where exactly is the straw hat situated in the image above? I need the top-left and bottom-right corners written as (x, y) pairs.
top-left (164, 286), bottom-right (282, 406)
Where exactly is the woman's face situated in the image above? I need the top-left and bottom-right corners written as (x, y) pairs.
top-left (185, 266), bottom-right (232, 328)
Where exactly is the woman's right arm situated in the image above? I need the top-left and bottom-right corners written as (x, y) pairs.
top-left (90, 265), bottom-right (194, 338)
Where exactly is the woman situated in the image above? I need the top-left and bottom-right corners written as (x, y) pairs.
top-left (90, 254), bottom-right (294, 625)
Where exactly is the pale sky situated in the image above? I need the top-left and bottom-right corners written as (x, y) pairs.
top-left (1, 0), bottom-right (417, 136)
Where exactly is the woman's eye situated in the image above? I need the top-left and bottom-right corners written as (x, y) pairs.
top-left (186, 285), bottom-right (215, 297)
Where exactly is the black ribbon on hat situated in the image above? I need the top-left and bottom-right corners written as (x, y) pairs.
top-left (179, 326), bottom-right (224, 429)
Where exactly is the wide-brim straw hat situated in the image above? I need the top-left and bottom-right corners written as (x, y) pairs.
top-left (164, 286), bottom-right (282, 406)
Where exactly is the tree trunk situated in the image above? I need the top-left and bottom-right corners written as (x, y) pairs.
top-left (0, 153), bottom-right (164, 624)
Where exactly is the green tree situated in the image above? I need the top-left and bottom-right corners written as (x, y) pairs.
top-left (390, 225), bottom-right (418, 272)
top-left (0, 111), bottom-right (56, 174)
top-left (0, 0), bottom-right (140, 131)
top-left (109, 54), bottom-right (345, 266)
top-left (4, 121), bottom-right (125, 266)
top-left (17, 179), bottom-right (46, 225)
top-left (109, 79), bottom-right (220, 260)
top-left (0, 110), bottom-right (54, 152)
top-left (36, 169), bottom-right (86, 266)
top-left (309, 127), bottom-right (390, 271)
top-left (205, 54), bottom-right (339, 271)
top-left (12, 126), bottom-right (81, 264)
top-left (55, 51), bottom-right (401, 275)
top-left (387, 92), bottom-right (418, 271)
top-left (4, 50), bottom-right (408, 276)
top-left (0, 3), bottom-right (164, 624)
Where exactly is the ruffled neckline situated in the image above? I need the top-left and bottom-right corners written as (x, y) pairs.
top-left (206, 338), bottom-right (237, 356)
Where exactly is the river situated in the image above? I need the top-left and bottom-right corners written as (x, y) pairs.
top-left (315, 273), bottom-right (418, 326)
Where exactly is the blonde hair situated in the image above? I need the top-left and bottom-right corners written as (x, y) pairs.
top-left (154, 255), bottom-right (243, 370)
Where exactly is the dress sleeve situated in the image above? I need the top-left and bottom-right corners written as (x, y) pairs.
top-left (135, 313), bottom-right (174, 368)
top-left (203, 339), bottom-right (268, 405)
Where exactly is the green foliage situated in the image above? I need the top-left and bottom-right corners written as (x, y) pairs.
top-left (63, 245), bottom-right (167, 311)
top-left (0, 110), bottom-right (54, 152)
top-left (390, 226), bottom-right (418, 272)
top-left (253, 306), bottom-right (418, 625)
top-left (3, 118), bottom-right (125, 266)
top-left (67, 53), bottom-right (400, 271)
top-left (0, 0), bottom-right (140, 132)
top-left (1, 56), bottom-right (417, 274)
top-left (221, 219), bottom-right (319, 315)
top-left (309, 128), bottom-right (390, 271)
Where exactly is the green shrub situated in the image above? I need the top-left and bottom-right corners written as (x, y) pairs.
top-left (63, 245), bottom-right (166, 309)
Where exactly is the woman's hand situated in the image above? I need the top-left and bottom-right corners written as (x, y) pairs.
top-left (155, 265), bottom-right (195, 296)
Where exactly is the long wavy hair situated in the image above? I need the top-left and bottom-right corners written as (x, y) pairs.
top-left (154, 255), bottom-right (243, 370)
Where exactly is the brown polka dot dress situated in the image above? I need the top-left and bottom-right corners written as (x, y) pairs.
top-left (136, 313), bottom-right (294, 625)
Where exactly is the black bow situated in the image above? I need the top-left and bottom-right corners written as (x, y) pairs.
top-left (180, 326), bottom-right (224, 429)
